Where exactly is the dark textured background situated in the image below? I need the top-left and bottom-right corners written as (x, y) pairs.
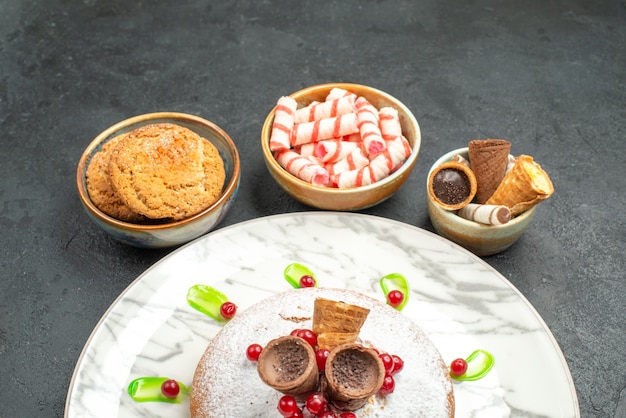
top-left (1, 1), bottom-right (624, 417)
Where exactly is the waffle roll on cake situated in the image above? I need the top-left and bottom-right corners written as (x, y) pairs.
top-left (312, 297), bottom-right (370, 351)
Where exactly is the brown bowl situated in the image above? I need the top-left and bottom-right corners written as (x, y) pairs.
top-left (261, 83), bottom-right (421, 210)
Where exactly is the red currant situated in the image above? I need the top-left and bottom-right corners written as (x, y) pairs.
top-left (379, 352), bottom-right (394, 374)
top-left (450, 358), bottom-right (468, 376)
top-left (305, 393), bottom-right (327, 414)
top-left (391, 354), bottom-right (404, 375)
top-left (160, 379), bottom-right (180, 399)
top-left (379, 374), bottom-right (395, 396)
top-left (298, 329), bottom-right (318, 347)
top-left (339, 413), bottom-right (357, 418)
top-left (315, 348), bottom-right (330, 370)
top-left (277, 395), bottom-right (299, 417)
top-left (386, 290), bottom-right (404, 307)
top-left (299, 275), bottom-right (316, 288)
top-left (318, 412), bottom-right (337, 418)
top-left (291, 410), bottom-right (303, 418)
top-left (219, 301), bottom-right (237, 320)
top-left (290, 329), bottom-right (317, 348)
top-left (246, 343), bottom-right (263, 361)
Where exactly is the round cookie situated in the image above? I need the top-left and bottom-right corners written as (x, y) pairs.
top-left (85, 134), bottom-right (147, 222)
top-left (109, 123), bottom-right (225, 221)
top-left (191, 288), bottom-right (454, 418)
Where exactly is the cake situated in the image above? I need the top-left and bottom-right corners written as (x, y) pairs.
top-left (190, 287), bottom-right (454, 417)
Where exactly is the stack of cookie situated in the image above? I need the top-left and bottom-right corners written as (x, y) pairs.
top-left (86, 123), bottom-right (225, 223)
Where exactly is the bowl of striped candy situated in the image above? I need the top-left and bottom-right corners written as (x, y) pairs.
top-left (261, 83), bottom-right (421, 211)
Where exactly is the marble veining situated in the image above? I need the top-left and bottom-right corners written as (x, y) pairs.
top-left (65, 212), bottom-right (579, 418)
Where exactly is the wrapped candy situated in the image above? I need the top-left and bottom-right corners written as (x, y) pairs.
top-left (315, 140), bottom-right (361, 163)
top-left (295, 95), bottom-right (356, 123)
top-left (379, 107), bottom-right (402, 141)
top-left (327, 147), bottom-right (370, 176)
top-left (269, 96), bottom-right (297, 152)
top-left (274, 149), bottom-right (330, 186)
top-left (356, 97), bottom-right (386, 155)
top-left (290, 113), bottom-right (359, 147)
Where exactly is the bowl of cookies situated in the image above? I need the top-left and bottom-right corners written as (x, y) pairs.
top-left (426, 140), bottom-right (554, 256)
top-left (261, 83), bottom-right (421, 211)
top-left (76, 112), bottom-right (240, 248)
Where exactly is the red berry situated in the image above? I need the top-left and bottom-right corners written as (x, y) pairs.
top-left (305, 393), bottom-right (327, 414)
top-left (379, 374), bottom-right (395, 396)
top-left (246, 343), bottom-right (263, 361)
top-left (339, 413), bottom-right (357, 418)
top-left (318, 412), bottom-right (337, 418)
top-left (450, 358), bottom-right (468, 376)
top-left (299, 275), bottom-right (316, 288)
top-left (298, 329), bottom-right (318, 347)
top-left (387, 290), bottom-right (404, 307)
top-left (379, 353), bottom-right (394, 374)
top-left (290, 329), bottom-right (317, 348)
top-left (219, 301), bottom-right (237, 320)
top-left (277, 395), bottom-right (299, 417)
top-left (315, 348), bottom-right (330, 370)
top-left (160, 379), bottom-right (180, 399)
top-left (391, 354), bottom-right (404, 375)
top-left (290, 410), bottom-right (303, 418)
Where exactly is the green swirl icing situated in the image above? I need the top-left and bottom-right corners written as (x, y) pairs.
top-left (283, 262), bottom-right (318, 288)
top-left (379, 273), bottom-right (410, 311)
top-left (186, 284), bottom-right (230, 323)
top-left (451, 349), bottom-right (495, 381)
top-left (127, 377), bottom-right (189, 403)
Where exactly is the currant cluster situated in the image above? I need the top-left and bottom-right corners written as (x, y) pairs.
top-left (277, 393), bottom-right (357, 418)
top-left (246, 327), bottom-right (404, 417)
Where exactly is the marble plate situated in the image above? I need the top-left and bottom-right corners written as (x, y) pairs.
top-left (65, 213), bottom-right (580, 418)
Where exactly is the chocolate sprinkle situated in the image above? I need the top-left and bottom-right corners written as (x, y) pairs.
top-left (432, 168), bottom-right (471, 205)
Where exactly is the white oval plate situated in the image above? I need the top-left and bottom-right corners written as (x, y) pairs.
top-left (65, 212), bottom-right (579, 417)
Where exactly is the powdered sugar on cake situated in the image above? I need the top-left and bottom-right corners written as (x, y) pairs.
top-left (190, 287), bottom-right (454, 417)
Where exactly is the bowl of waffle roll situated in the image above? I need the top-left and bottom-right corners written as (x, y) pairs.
top-left (427, 139), bottom-right (554, 256)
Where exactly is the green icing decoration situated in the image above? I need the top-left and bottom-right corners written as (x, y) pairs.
top-left (451, 349), bottom-right (495, 381)
top-left (379, 273), bottom-right (410, 311)
top-left (127, 377), bottom-right (189, 403)
top-left (284, 262), bottom-right (318, 288)
top-left (186, 284), bottom-right (230, 323)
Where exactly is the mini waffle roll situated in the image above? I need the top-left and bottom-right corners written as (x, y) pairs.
top-left (313, 298), bottom-right (370, 351)
top-left (486, 154), bottom-right (554, 216)
top-left (468, 139), bottom-right (511, 203)
top-left (317, 332), bottom-right (360, 351)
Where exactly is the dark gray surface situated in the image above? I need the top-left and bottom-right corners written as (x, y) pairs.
top-left (1, 1), bottom-right (624, 417)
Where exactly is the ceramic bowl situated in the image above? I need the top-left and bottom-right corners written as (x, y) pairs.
top-left (76, 112), bottom-right (240, 248)
top-left (426, 147), bottom-right (536, 256)
top-left (261, 83), bottom-right (421, 210)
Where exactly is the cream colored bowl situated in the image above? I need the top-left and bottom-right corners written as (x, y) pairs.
top-left (261, 83), bottom-right (421, 211)
top-left (76, 112), bottom-right (240, 248)
top-left (427, 147), bottom-right (536, 256)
